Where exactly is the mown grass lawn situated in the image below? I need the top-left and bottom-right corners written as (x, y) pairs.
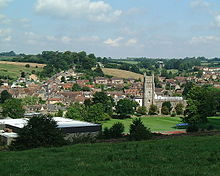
top-left (102, 116), bottom-right (183, 133)
top-left (102, 116), bottom-right (220, 133)
top-left (1, 135), bottom-right (220, 176)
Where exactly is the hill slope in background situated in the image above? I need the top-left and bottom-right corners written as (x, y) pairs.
top-left (102, 68), bottom-right (143, 80)
top-left (1, 135), bottom-right (220, 176)
top-left (0, 62), bottom-right (43, 79)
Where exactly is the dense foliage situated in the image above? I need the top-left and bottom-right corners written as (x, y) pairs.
top-left (0, 90), bottom-right (12, 104)
top-left (184, 86), bottom-right (220, 123)
top-left (11, 115), bottom-right (66, 150)
top-left (148, 104), bottom-right (158, 115)
top-left (2, 98), bottom-right (25, 119)
top-left (102, 122), bottom-right (125, 139)
top-left (129, 118), bottom-right (152, 141)
top-left (115, 98), bottom-right (138, 117)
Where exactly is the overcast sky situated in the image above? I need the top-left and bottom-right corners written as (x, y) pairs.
top-left (0, 0), bottom-right (220, 58)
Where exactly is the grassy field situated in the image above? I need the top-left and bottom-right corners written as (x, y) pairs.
top-left (120, 60), bottom-right (139, 65)
top-left (102, 68), bottom-right (143, 80)
top-left (1, 135), bottom-right (220, 176)
top-left (102, 116), bottom-right (182, 133)
top-left (102, 116), bottom-right (220, 133)
top-left (0, 62), bottom-right (44, 79)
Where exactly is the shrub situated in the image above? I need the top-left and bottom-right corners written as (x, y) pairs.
top-left (161, 106), bottom-right (170, 115)
top-left (186, 124), bottom-right (199, 133)
top-left (207, 125), bottom-right (214, 131)
top-left (25, 64), bottom-right (30, 68)
top-left (102, 122), bottom-right (125, 139)
top-left (171, 112), bottom-right (176, 117)
top-left (136, 106), bottom-right (147, 115)
top-left (109, 122), bottom-right (124, 138)
top-left (148, 104), bottom-right (158, 115)
top-left (129, 118), bottom-right (152, 141)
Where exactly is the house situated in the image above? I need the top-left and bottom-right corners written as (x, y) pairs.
top-left (110, 77), bottom-right (124, 85)
top-left (62, 83), bottom-right (74, 89)
top-left (94, 77), bottom-right (109, 84)
top-left (48, 97), bottom-right (63, 104)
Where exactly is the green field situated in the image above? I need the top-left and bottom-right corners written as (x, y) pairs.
top-left (0, 63), bottom-right (43, 79)
top-left (1, 135), bottom-right (220, 176)
top-left (120, 60), bottom-right (139, 65)
top-left (102, 116), bottom-right (182, 133)
top-left (102, 116), bottom-right (220, 133)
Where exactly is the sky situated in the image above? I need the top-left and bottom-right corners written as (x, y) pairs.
top-left (0, 0), bottom-right (220, 58)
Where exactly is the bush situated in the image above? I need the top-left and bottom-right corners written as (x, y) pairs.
top-left (102, 122), bottom-right (125, 139)
top-left (109, 122), bottom-right (124, 138)
top-left (129, 118), bottom-right (152, 141)
top-left (148, 104), bottom-right (158, 115)
top-left (207, 125), bottom-right (214, 131)
top-left (161, 106), bottom-right (170, 115)
top-left (171, 112), bottom-right (176, 117)
top-left (136, 106), bottom-right (147, 115)
top-left (10, 115), bottom-right (66, 150)
top-left (186, 124), bottom-right (199, 133)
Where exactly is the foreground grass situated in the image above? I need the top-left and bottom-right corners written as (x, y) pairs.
top-left (1, 135), bottom-right (220, 176)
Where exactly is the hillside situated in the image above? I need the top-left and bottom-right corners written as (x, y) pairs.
top-left (102, 68), bottom-right (143, 80)
top-left (0, 62), bottom-right (44, 79)
top-left (1, 135), bottom-right (220, 176)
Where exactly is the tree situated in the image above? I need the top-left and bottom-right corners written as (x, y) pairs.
top-left (21, 72), bottom-right (26, 78)
top-left (129, 118), bottom-right (151, 141)
top-left (175, 103), bottom-right (184, 115)
top-left (85, 103), bottom-right (110, 122)
top-left (148, 104), bottom-right (158, 115)
top-left (55, 109), bottom-right (63, 117)
top-left (183, 82), bottom-right (194, 98)
top-left (161, 106), bottom-right (170, 115)
top-left (11, 115), bottom-right (66, 150)
top-left (115, 99), bottom-right (138, 117)
top-left (72, 83), bottom-right (81, 91)
top-left (196, 70), bottom-right (203, 78)
top-left (25, 64), bottom-right (30, 68)
top-left (162, 101), bottom-right (172, 114)
top-left (61, 76), bottom-right (66, 83)
top-left (94, 65), bottom-right (104, 77)
top-left (92, 92), bottom-right (114, 115)
top-left (2, 98), bottom-right (25, 119)
top-left (184, 86), bottom-right (220, 123)
top-left (0, 90), bottom-right (12, 104)
top-left (136, 106), bottom-right (147, 115)
top-left (65, 103), bottom-right (86, 120)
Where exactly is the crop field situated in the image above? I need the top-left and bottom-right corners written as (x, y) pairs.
top-left (1, 135), bottom-right (220, 176)
top-left (0, 61), bottom-right (45, 68)
top-left (102, 68), bottom-right (143, 80)
top-left (0, 62), bottom-right (43, 79)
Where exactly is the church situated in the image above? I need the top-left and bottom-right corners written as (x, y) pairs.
top-left (142, 73), bottom-right (186, 114)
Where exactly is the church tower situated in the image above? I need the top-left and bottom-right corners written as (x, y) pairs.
top-left (143, 73), bottom-right (155, 108)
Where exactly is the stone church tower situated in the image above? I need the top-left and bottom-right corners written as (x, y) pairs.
top-left (142, 73), bottom-right (155, 108)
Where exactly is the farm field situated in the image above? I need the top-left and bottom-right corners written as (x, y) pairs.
top-left (102, 116), bottom-right (220, 133)
top-left (0, 62), bottom-right (44, 79)
top-left (102, 68), bottom-right (143, 80)
top-left (1, 135), bottom-right (220, 176)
